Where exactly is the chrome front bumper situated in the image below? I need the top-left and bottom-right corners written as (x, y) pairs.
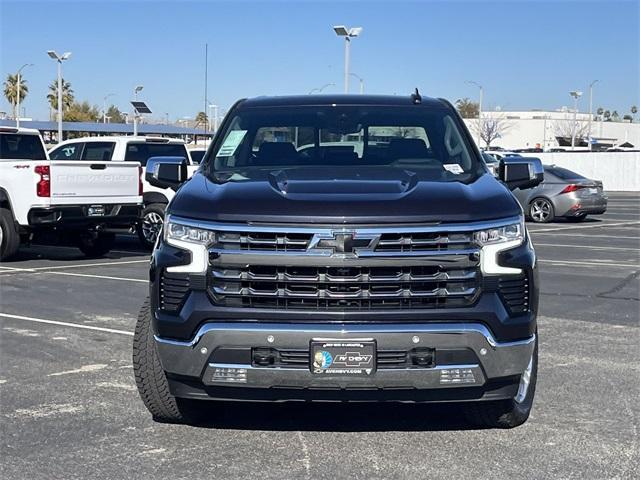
top-left (155, 322), bottom-right (535, 391)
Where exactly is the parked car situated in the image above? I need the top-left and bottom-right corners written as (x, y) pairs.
top-left (49, 136), bottom-right (197, 248)
top-left (484, 150), bottom-right (520, 161)
top-left (512, 165), bottom-right (607, 223)
top-left (0, 127), bottom-right (142, 260)
top-left (188, 148), bottom-right (206, 164)
top-left (481, 152), bottom-right (499, 176)
top-left (133, 93), bottom-right (543, 429)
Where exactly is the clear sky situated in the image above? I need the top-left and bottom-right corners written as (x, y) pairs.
top-left (1, 0), bottom-right (638, 122)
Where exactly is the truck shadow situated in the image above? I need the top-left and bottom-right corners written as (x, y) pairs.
top-left (189, 401), bottom-right (481, 432)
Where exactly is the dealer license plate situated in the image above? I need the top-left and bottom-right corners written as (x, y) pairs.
top-left (310, 340), bottom-right (376, 376)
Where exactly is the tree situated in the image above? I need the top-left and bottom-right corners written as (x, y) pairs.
top-left (611, 110), bottom-right (620, 122)
top-left (603, 110), bottom-right (611, 121)
top-left (552, 113), bottom-right (589, 146)
top-left (194, 111), bottom-right (208, 128)
top-left (106, 104), bottom-right (125, 123)
top-left (3, 73), bottom-right (29, 118)
top-left (455, 98), bottom-right (479, 118)
top-left (47, 78), bottom-right (74, 112)
top-left (64, 101), bottom-right (100, 122)
top-left (470, 115), bottom-right (511, 147)
top-left (631, 106), bottom-right (638, 122)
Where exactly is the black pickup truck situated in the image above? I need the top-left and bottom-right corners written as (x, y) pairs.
top-left (133, 93), bottom-right (543, 428)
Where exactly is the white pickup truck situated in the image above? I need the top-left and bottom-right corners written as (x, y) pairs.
top-left (0, 127), bottom-right (142, 261)
top-left (49, 136), bottom-right (197, 248)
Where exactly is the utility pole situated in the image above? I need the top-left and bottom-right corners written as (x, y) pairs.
top-left (466, 80), bottom-right (483, 147)
top-left (588, 80), bottom-right (599, 150)
top-left (15, 63), bottom-right (33, 128)
top-left (569, 90), bottom-right (583, 150)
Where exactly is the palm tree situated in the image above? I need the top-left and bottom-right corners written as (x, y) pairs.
top-left (631, 105), bottom-right (638, 123)
top-left (47, 78), bottom-right (74, 113)
top-left (3, 73), bottom-right (29, 118)
top-left (603, 110), bottom-right (611, 121)
top-left (611, 110), bottom-right (620, 122)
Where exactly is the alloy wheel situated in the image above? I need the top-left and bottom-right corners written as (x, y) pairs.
top-left (531, 199), bottom-right (552, 223)
top-left (142, 212), bottom-right (164, 244)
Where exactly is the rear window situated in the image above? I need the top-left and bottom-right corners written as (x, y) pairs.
top-left (545, 167), bottom-right (585, 180)
top-left (0, 133), bottom-right (47, 160)
top-left (82, 142), bottom-right (115, 161)
top-left (50, 143), bottom-right (82, 160)
top-left (124, 142), bottom-right (188, 166)
top-left (189, 150), bottom-right (206, 164)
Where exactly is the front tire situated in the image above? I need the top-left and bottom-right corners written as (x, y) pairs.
top-left (76, 232), bottom-right (115, 258)
top-left (529, 198), bottom-right (555, 223)
top-left (133, 298), bottom-right (204, 424)
top-left (463, 333), bottom-right (538, 429)
top-left (0, 208), bottom-right (20, 261)
top-left (137, 203), bottom-right (165, 249)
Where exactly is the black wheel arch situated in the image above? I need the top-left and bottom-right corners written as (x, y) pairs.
top-left (0, 188), bottom-right (14, 212)
top-left (143, 192), bottom-right (169, 206)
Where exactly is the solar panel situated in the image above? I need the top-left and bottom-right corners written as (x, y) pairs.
top-left (131, 101), bottom-right (152, 114)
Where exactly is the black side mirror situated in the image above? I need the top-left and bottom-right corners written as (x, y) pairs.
top-left (145, 156), bottom-right (188, 190)
top-left (499, 156), bottom-right (544, 191)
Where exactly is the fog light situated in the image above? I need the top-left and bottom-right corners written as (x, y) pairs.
top-left (211, 366), bottom-right (248, 383)
top-left (440, 368), bottom-right (476, 384)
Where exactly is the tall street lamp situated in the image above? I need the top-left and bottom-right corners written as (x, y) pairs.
top-left (350, 73), bottom-right (364, 94)
top-left (103, 93), bottom-right (115, 123)
top-left (466, 80), bottom-right (483, 147)
top-left (47, 51), bottom-right (71, 142)
top-left (333, 25), bottom-right (362, 93)
top-left (15, 63), bottom-right (33, 128)
top-left (569, 90), bottom-right (583, 150)
top-left (133, 85), bottom-right (144, 136)
top-left (588, 80), bottom-right (599, 150)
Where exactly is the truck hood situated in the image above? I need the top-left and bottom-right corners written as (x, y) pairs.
top-left (169, 167), bottom-right (522, 224)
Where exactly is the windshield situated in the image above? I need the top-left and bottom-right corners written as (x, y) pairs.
top-left (208, 105), bottom-right (481, 182)
top-left (0, 133), bottom-right (47, 160)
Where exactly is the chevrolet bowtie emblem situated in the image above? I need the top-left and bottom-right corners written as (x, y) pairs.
top-left (308, 231), bottom-right (379, 255)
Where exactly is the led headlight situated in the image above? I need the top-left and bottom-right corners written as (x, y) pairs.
top-left (474, 219), bottom-right (525, 275)
top-left (165, 220), bottom-right (217, 246)
top-left (164, 216), bottom-right (216, 274)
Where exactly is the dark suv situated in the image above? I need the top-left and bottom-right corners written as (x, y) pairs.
top-left (133, 94), bottom-right (543, 428)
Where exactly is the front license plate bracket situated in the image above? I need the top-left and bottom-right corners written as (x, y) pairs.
top-left (310, 339), bottom-right (376, 376)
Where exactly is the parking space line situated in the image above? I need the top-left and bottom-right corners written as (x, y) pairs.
top-left (534, 243), bottom-right (640, 252)
top-left (530, 232), bottom-right (639, 239)
top-left (0, 313), bottom-right (133, 336)
top-left (30, 259), bottom-right (149, 271)
top-left (46, 272), bottom-right (148, 283)
top-left (539, 259), bottom-right (640, 268)
top-left (529, 221), bottom-right (640, 233)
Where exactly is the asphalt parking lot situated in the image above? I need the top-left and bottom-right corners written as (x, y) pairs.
top-left (1, 192), bottom-right (638, 480)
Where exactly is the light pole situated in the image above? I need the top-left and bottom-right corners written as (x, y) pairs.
top-left (569, 90), bottom-right (583, 150)
top-left (350, 73), bottom-right (364, 94)
top-left (587, 80), bottom-right (599, 150)
top-left (208, 104), bottom-right (219, 131)
top-left (15, 63), bottom-right (33, 127)
top-left (47, 51), bottom-right (71, 142)
top-left (133, 85), bottom-right (143, 136)
top-left (333, 25), bottom-right (362, 93)
top-left (308, 83), bottom-right (335, 94)
top-left (466, 80), bottom-right (483, 147)
top-left (103, 93), bottom-right (114, 123)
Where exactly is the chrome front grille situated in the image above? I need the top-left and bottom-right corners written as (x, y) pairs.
top-left (209, 265), bottom-right (480, 310)
top-left (217, 231), bottom-right (313, 252)
top-left (204, 222), bottom-right (490, 312)
top-left (375, 232), bottom-right (474, 252)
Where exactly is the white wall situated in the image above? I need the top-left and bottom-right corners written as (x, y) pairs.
top-left (520, 152), bottom-right (640, 192)
top-left (463, 117), bottom-right (640, 151)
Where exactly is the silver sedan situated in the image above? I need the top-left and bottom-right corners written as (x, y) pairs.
top-left (512, 165), bottom-right (607, 223)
